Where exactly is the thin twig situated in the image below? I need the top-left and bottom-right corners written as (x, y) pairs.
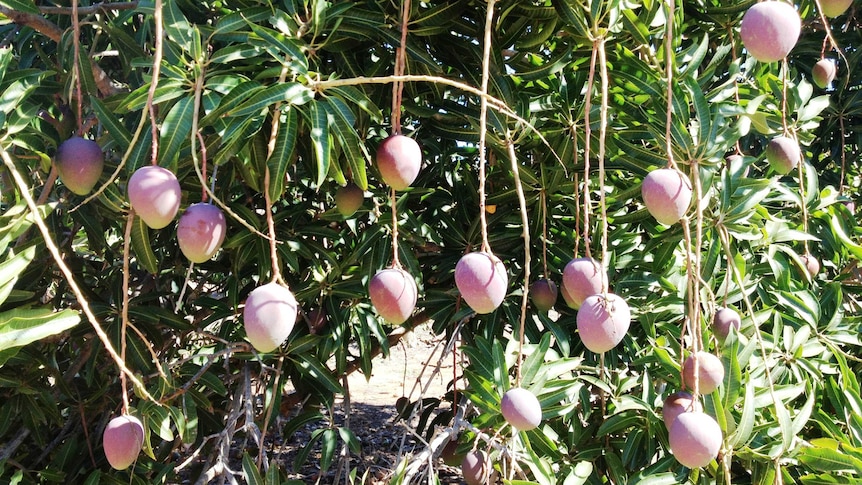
top-left (390, 187), bottom-right (401, 268)
top-left (72, 0), bottom-right (83, 133)
top-left (391, 0), bottom-right (411, 133)
top-left (121, 208), bottom-right (134, 414)
top-left (264, 166), bottom-right (281, 284)
top-left (147, 0), bottom-right (164, 166)
top-left (597, 39), bottom-right (610, 286)
top-left (665, 0), bottom-right (678, 170)
top-left (506, 137), bottom-right (529, 385)
top-left (583, 42), bottom-right (598, 259)
top-left (476, 0), bottom-right (496, 254)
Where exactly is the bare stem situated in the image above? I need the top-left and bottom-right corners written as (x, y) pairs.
top-left (540, 188), bottom-right (548, 277)
top-left (583, 42), bottom-right (598, 260)
top-left (477, 0), bottom-right (496, 254)
top-left (391, 0), bottom-right (411, 133)
top-left (147, 0), bottom-right (164, 166)
top-left (795, 140), bottom-right (810, 255)
top-left (665, 0), bottom-right (678, 170)
top-left (839, 114), bottom-right (847, 194)
top-left (389, 187), bottom-right (403, 268)
top-left (692, 161), bottom-right (704, 353)
top-left (121, 208), bottom-right (134, 414)
top-left (197, 132), bottom-right (208, 202)
top-left (597, 39), bottom-right (610, 285)
top-left (264, 166), bottom-right (281, 284)
top-left (506, 137), bottom-right (530, 385)
top-left (0, 146), bottom-right (157, 404)
top-left (72, 0), bottom-right (83, 133)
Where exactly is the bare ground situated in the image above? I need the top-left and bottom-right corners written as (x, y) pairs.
top-left (272, 323), bottom-right (462, 484)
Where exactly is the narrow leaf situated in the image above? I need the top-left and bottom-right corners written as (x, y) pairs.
top-left (308, 101), bottom-right (330, 187)
top-left (242, 453), bottom-right (265, 485)
top-left (0, 245), bottom-right (35, 306)
top-left (91, 97), bottom-right (132, 149)
top-left (163, 0), bottom-right (195, 52)
top-left (159, 97), bottom-right (195, 167)
top-left (227, 83), bottom-right (313, 118)
top-left (799, 447), bottom-right (862, 474)
top-left (131, 215), bottom-right (159, 274)
top-left (322, 97), bottom-right (368, 189)
top-left (295, 355), bottom-right (343, 394)
top-left (267, 107), bottom-right (298, 200)
top-left (730, 378), bottom-right (756, 448)
top-left (0, 307), bottom-right (80, 351)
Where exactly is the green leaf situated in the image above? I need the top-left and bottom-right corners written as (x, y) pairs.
top-left (242, 453), bottom-right (264, 485)
top-left (227, 83), bottom-right (313, 118)
top-left (121, 79), bottom-right (187, 113)
top-left (514, 45), bottom-right (573, 82)
top-left (630, 474), bottom-right (681, 485)
top-left (246, 23), bottom-right (308, 71)
top-left (773, 399), bottom-right (794, 457)
top-left (0, 73), bottom-right (44, 116)
top-left (209, 45), bottom-right (265, 64)
top-left (799, 446), bottom-right (862, 474)
top-left (322, 96), bottom-right (368, 189)
top-left (0, 308), bottom-right (80, 365)
top-left (0, 48), bottom-right (11, 86)
top-left (338, 427), bottom-right (361, 454)
top-left (211, 8), bottom-right (271, 36)
top-left (327, 85), bottom-right (383, 122)
top-left (520, 332), bottom-right (551, 386)
top-left (131, 215), bottom-right (159, 274)
top-left (308, 101), bottom-right (331, 188)
top-left (683, 75), bottom-right (711, 153)
top-left (163, 0), bottom-right (195, 53)
top-left (90, 98), bottom-right (132, 149)
top-left (159, 97), bottom-right (195, 166)
top-left (320, 428), bottom-right (337, 472)
top-left (829, 214), bottom-right (862, 260)
top-left (293, 355), bottom-right (343, 394)
top-left (0, 245), bottom-right (35, 306)
top-left (267, 107), bottom-right (298, 200)
top-left (730, 378), bottom-right (756, 448)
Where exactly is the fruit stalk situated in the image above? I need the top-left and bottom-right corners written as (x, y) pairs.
top-left (391, 0), bottom-right (411, 134)
top-left (664, 0), bottom-right (678, 171)
top-left (121, 208), bottom-right (134, 414)
top-left (506, 138), bottom-right (529, 384)
top-left (582, 43), bottom-right (597, 259)
top-left (264, 166), bottom-right (281, 284)
top-left (476, 0), bottom-right (496, 254)
top-left (390, 186), bottom-right (401, 268)
top-left (146, 0), bottom-right (164, 166)
top-left (71, 0), bottom-right (83, 132)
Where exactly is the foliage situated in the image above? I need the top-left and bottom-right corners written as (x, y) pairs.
top-left (0, 0), bottom-right (860, 484)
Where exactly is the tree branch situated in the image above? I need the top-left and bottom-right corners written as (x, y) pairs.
top-left (0, 6), bottom-right (62, 41)
top-left (0, 6), bottom-right (121, 97)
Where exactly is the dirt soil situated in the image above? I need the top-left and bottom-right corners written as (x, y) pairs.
top-left (273, 323), bottom-right (463, 484)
